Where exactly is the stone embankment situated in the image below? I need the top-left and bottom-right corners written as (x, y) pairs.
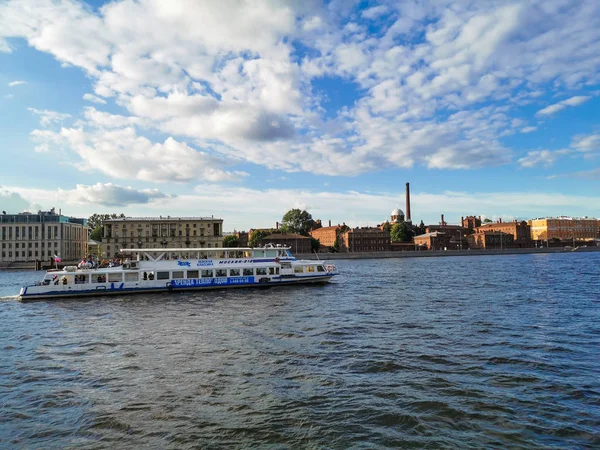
top-left (296, 246), bottom-right (600, 261)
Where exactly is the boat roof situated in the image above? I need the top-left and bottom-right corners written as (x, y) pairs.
top-left (121, 246), bottom-right (290, 252)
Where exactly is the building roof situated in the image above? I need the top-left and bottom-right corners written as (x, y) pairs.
top-left (262, 233), bottom-right (311, 240)
top-left (415, 232), bottom-right (445, 238)
top-left (104, 216), bottom-right (222, 222)
top-left (391, 208), bottom-right (404, 216)
top-left (310, 226), bottom-right (340, 233)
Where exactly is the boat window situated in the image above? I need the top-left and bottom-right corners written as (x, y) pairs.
top-left (108, 273), bottom-right (122, 283)
top-left (215, 269), bottom-right (227, 277)
top-left (229, 268), bottom-right (240, 277)
top-left (125, 272), bottom-right (139, 282)
top-left (93, 274), bottom-right (107, 283)
top-left (74, 274), bottom-right (88, 284)
top-left (187, 270), bottom-right (199, 279)
top-left (276, 267), bottom-right (280, 275)
top-left (254, 250), bottom-right (265, 257)
top-left (268, 267), bottom-right (275, 275)
top-left (172, 271), bottom-right (184, 279)
top-left (256, 268), bottom-right (267, 276)
top-left (244, 251), bottom-right (252, 258)
top-left (201, 269), bottom-right (214, 278)
top-left (317, 265), bottom-right (325, 272)
top-left (243, 268), bottom-right (253, 276)
top-left (294, 266), bottom-right (304, 274)
top-left (199, 251), bottom-right (208, 259)
top-left (218, 251), bottom-right (226, 259)
top-left (157, 271), bottom-right (170, 280)
top-left (266, 250), bottom-right (277, 257)
top-left (306, 266), bottom-right (315, 273)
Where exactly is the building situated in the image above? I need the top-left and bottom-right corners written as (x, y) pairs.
top-left (462, 215), bottom-right (482, 232)
top-left (529, 217), bottom-right (599, 243)
top-left (310, 225), bottom-right (341, 248)
top-left (259, 233), bottom-right (312, 254)
top-left (101, 216), bottom-right (223, 258)
top-left (467, 231), bottom-right (514, 249)
top-left (340, 227), bottom-right (391, 252)
top-left (414, 231), bottom-right (463, 250)
top-left (426, 214), bottom-right (467, 236)
top-left (0, 208), bottom-right (88, 264)
top-left (474, 220), bottom-right (532, 248)
top-left (87, 239), bottom-right (101, 258)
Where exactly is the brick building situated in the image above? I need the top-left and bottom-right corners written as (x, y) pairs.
top-left (467, 231), bottom-right (514, 249)
top-left (474, 220), bottom-right (532, 248)
top-left (259, 233), bottom-right (312, 254)
top-left (414, 231), bottom-right (463, 250)
top-left (102, 216), bottom-right (223, 258)
top-left (1, 208), bottom-right (88, 263)
top-left (309, 225), bottom-right (341, 248)
top-left (339, 227), bottom-right (391, 252)
top-left (462, 215), bottom-right (482, 232)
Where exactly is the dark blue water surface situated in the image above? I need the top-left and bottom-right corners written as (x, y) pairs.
top-left (1, 253), bottom-right (599, 449)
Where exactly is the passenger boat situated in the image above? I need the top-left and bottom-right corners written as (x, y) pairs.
top-left (18, 245), bottom-right (338, 301)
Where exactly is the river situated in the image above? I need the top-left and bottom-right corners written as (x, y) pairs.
top-left (1, 252), bottom-right (599, 448)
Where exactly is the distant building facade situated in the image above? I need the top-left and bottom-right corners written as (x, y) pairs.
top-left (310, 225), bottom-right (341, 248)
top-left (414, 231), bottom-right (461, 250)
top-left (467, 231), bottom-right (514, 249)
top-left (0, 208), bottom-right (88, 263)
top-left (101, 216), bottom-right (223, 258)
top-left (340, 227), bottom-right (391, 252)
top-left (529, 217), bottom-right (599, 242)
top-left (462, 215), bottom-right (482, 232)
top-left (474, 220), bottom-right (532, 248)
top-left (259, 233), bottom-right (312, 254)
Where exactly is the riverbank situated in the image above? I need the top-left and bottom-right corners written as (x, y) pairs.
top-left (296, 246), bottom-right (600, 260)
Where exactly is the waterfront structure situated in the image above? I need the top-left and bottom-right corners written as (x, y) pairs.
top-left (529, 217), bottom-right (599, 242)
top-left (474, 220), bottom-right (532, 248)
top-left (0, 208), bottom-right (88, 264)
top-left (101, 216), bottom-right (223, 258)
top-left (259, 233), bottom-right (312, 254)
top-left (467, 231), bottom-right (515, 249)
top-left (340, 227), bottom-right (391, 252)
top-left (18, 245), bottom-right (338, 301)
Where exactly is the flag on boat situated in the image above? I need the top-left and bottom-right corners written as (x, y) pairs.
top-left (54, 255), bottom-right (62, 263)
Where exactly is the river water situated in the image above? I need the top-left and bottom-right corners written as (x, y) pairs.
top-left (1, 252), bottom-right (599, 449)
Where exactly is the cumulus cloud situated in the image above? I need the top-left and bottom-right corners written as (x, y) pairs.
top-left (0, 186), bottom-right (30, 213)
top-left (521, 126), bottom-right (537, 133)
top-left (28, 108), bottom-right (72, 127)
top-left (1, 0), bottom-right (600, 176)
top-left (82, 93), bottom-right (106, 104)
top-left (64, 183), bottom-right (169, 206)
top-left (8, 80), bottom-right (26, 87)
top-left (536, 95), bottom-right (592, 116)
top-left (518, 150), bottom-right (559, 168)
top-left (571, 133), bottom-right (600, 152)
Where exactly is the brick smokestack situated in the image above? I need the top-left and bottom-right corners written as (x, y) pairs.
top-left (276, 221), bottom-right (279, 230)
top-left (405, 182), bottom-right (411, 222)
top-left (329, 220), bottom-right (331, 227)
top-left (441, 214), bottom-right (445, 226)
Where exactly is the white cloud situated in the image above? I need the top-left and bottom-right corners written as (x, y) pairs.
top-left (571, 133), bottom-right (600, 152)
top-left (518, 150), bottom-right (559, 168)
top-left (536, 95), bottom-right (592, 116)
top-left (521, 126), bottom-right (537, 133)
top-left (8, 80), bottom-right (26, 87)
top-left (82, 93), bottom-right (106, 104)
top-left (63, 183), bottom-right (169, 206)
top-left (28, 108), bottom-right (72, 127)
top-left (1, 0), bottom-right (600, 176)
top-left (0, 186), bottom-right (30, 213)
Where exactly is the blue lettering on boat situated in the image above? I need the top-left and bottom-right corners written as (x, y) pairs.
top-left (171, 277), bottom-right (254, 287)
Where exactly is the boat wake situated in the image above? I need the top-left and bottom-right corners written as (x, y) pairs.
top-left (0, 295), bottom-right (19, 301)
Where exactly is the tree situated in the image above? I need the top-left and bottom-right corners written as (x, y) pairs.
top-left (248, 229), bottom-right (271, 248)
top-left (89, 225), bottom-right (102, 241)
top-left (87, 213), bottom-right (126, 234)
top-left (390, 222), bottom-right (413, 242)
top-left (280, 209), bottom-right (315, 236)
top-left (222, 235), bottom-right (239, 248)
top-left (483, 218), bottom-right (493, 223)
top-left (381, 222), bottom-right (391, 233)
top-left (418, 220), bottom-right (426, 235)
top-left (311, 237), bottom-right (320, 252)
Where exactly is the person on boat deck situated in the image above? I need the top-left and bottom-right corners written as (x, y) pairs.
top-left (61, 277), bottom-right (67, 285)
top-left (143, 272), bottom-right (147, 280)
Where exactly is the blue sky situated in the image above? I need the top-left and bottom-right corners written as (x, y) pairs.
top-left (0, 0), bottom-right (599, 231)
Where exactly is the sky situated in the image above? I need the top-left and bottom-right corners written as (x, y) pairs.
top-left (0, 0), bottom-right (599, 232)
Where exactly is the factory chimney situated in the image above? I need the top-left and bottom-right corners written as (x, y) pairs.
top-left (405, 182), bottom-right (411, 222)
top-left (329, 220), bottom-right (331, 227)
top-left (441, 214), bottom-right (446, 226)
